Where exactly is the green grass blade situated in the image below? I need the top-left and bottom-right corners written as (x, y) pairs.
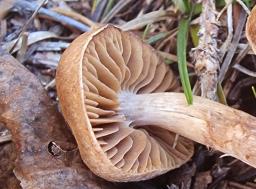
top-left (252, 86), bottom-right (256, 98)
top-left (177, 18), bottom-right (193, 105)
top-left (92, 0), bottom-right (100, 13)
top-left (242, 0), bottom-right (252, 8)
top-left (172, 0), bottom-right (191, 14)
top-left (142, 24), bottom-right (151, 41)
top-left (217, 83), bottom-right (227, 105)
top-left (102, 0), bottom-right (115, 17)
top-left (190, 25), bottom-right (200, 47)
top-left (146, 32), bottom-right (168, 44)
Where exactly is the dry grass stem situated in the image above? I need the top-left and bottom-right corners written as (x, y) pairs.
top-left (219, 0), bottom-right (233, 61)
top-left (218, 9), bottom-right (247, 83)
top-left (101, 0), bottom-right (132, 23)
top-left (120, 10), bottom-right (168, 31)
top-left (236, 0), bottom-right (251, 14)
top-left (45, 79), bottom-right (56, 90)
top-left (192, 0), bottom-right (219, 100)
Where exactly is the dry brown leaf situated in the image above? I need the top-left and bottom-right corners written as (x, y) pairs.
top-left (0, 49), bottom-right (116, 189)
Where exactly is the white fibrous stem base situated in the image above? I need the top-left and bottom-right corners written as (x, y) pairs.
top-left (118, 92), bottom-right (256, 168)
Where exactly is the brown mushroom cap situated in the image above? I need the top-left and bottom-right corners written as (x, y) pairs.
top-left (56, 25), bottom-right (194, 182)
top-left (246, 5), bottom-right (256, 54)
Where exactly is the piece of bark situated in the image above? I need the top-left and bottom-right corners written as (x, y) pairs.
top-left (0, 49), bottom-right (116, 189)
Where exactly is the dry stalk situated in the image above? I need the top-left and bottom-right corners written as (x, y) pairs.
top-left (192, 0), bottom-right (219, 100)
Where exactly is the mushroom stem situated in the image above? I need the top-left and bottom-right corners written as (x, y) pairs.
top-left (119, 92), bottom-right (256, 167)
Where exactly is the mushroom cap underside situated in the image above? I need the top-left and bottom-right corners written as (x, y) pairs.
top-left (56, 25), bottom-right (194, 182)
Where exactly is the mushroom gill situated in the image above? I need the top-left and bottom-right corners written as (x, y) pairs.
top-left (56, 25), bottom-right (194, 181)
top-left (57, 25), bottom-right (256, 182)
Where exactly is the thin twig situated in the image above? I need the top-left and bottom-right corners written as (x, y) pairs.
top-left (192, 0), bottom-right (219, 100)
top-left (14, 0), bottom-right (90, 32)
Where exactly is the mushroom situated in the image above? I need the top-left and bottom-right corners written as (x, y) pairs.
top-left (246, 5), bottom-right (256, 54)
top-left (56, 25), bottom-right (256, 182)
